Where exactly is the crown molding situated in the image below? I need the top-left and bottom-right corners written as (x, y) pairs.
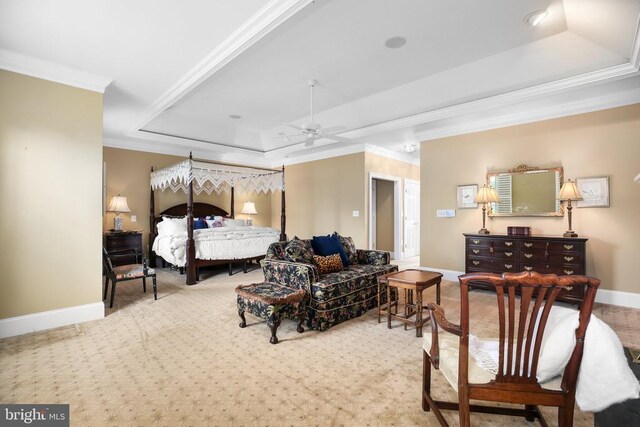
top-left (414, 82), bottom-right (640, 143)
top-left (364, 144), bottom-right (420, 166)
top-left (0, 48), bottom-right (112, 93)
top-left (130, 0), bottom-right (314, 134)
top-left (341, 61), bottom-right (640, 142)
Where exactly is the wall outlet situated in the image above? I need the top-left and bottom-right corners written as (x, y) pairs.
top-left (352, 210), bottom-right (360, 217)
top-left (436, 209), bottom-right (456, 218)
top-left (131, 215), bottom-right (137, 222)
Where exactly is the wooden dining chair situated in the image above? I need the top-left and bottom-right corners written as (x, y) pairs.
top-left (422, 271), bottom-right (600, 427)
top-left (102, 247), bottom-right (157, 308)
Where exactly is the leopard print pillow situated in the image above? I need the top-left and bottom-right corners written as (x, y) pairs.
top-left (313, 254), bottom-right (343, 274)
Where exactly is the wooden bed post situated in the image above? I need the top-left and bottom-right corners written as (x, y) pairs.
top-left (186, 152), bottom-right (197, 285)
top-left (280, 165), bottom-right (286, 241)
top-left (149, 166), bottom-right (157, 267)
top-left (230, 187), bottom-right (235, 219)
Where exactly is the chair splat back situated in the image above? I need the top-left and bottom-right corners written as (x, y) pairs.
top-left (458, 271), bottom-right (600, 387)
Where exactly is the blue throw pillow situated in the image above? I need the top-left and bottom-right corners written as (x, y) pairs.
top-left (311, 234), bottom-right (349, 267)
top-left (193, 218), bottom-right (208, 230)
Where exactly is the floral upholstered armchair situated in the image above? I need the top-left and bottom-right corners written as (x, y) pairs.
top-left (261, 233), bottom-right (397, 331)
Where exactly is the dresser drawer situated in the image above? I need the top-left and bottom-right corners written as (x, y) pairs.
top-left (468, 257), bottom-right (518, 272)
top-left (520, 263), bottom-right (581, 275)
top-left (520, 240), bottom-right (583, 253)
top-left (468, 247), bottom-right (517, 259)
top-left (520, 250), bottom-right (582, 265)
top-left (467, 237), bottom-right (518, 250)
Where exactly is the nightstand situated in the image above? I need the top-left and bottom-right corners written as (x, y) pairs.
top-left (104, 231), bottom-right (143, 266)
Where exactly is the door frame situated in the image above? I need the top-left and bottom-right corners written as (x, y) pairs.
top-left (368, 172), bottom-right (403, 260)
top-left (403, 178), bottom-right (420, 258)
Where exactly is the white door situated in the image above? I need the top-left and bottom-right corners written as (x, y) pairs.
top-left (371, 179), bottom-right (377, 249)
top-left (404, 179), bottom-right (420, 257)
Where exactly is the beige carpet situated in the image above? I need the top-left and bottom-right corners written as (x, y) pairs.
top-left (1, 262), bottom-right (639, 426)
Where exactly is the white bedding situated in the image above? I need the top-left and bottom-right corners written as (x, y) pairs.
top-left (152, 226), bottom-right (279, 267)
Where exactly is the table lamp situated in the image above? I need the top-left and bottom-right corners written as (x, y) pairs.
top-left (474, 185), bottom-right (500, 234)
top-left (558, 179), bottom-right (583, 237)
top-left (107, 195), bottom-right (131, 231)
top-left (241, 201), bottom-right (257, 226)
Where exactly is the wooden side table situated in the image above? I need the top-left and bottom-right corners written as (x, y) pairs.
top-left (104, 231), bottom-right (143, 266)
top-left (384, 269), bottom-right (442, 337)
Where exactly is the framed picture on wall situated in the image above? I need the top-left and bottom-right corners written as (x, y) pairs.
top-left (576, 176), bottom-right (609, 208)
top-left (457, 184), bottom-right (478, 208)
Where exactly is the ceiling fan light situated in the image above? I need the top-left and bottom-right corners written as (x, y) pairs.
top-left (525, 9), bottom-right (548, 27)
top-left (403, 144), bottom-right (418, 153)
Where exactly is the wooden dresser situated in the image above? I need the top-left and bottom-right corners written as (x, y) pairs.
top-left (463, 233), bottom-right (588, 304)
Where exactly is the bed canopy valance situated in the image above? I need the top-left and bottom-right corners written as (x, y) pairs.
top-left (148, 154), bottom-right (286, 285)
top-left (150, 159), bottom-right (284, 195)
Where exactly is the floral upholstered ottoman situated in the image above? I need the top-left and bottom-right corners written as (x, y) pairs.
top-left (235, 282), bottom-right (306, 344)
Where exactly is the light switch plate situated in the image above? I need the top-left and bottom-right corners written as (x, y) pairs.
top-left (352, 210), bottom-right (360, 217)
top-left (436, 209), bottom-right (456, 218)
top-left (131, 215), bottom-right (137, 222)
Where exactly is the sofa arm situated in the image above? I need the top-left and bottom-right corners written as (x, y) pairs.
top-left (356, 249), bottom-right (390, 265)
top-left (260, 259), bottom-right (318, 292)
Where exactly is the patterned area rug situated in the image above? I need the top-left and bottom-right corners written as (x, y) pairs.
top-left (0, 265), bottom-right (637, 426)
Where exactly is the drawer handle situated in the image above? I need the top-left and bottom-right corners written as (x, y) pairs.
top-left (505, 264), bottom-right (513, 269)
top-left (564, 244), bottom-right (574, 250)
top-left (505, 252), bottom-right (513, 257)
top-left (505, 242), bottom-right (513, 247)
top-left (564, 256), bottom-right (574, 262)
top-left (564, 270), bottom-right (574, 275)
top-left (524, 253), bottom-right (533, 258)
top-left (524, 266), bottom-right (533, 271)
top-left (524, 243), bottom-right (533, 248)
top-left (472, 261), bottom-right (480, 266)
top-left (472, 239), bottom-right (480, 244)
top-left (472, 249), bottom-right (479, 254)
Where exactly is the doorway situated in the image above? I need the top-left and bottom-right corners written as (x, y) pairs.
top-left (369, 173), bottom-right (402, 259)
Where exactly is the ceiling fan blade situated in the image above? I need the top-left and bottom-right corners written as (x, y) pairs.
top-left (321, 125), bottom-right (346, 134)
top-left (324, 134), bottom-right (353, 143)
top-left (282, 123), bottom-right (304, 132)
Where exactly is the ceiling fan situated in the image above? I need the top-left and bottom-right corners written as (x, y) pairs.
top-left (280, 80), bottom-right (352, 147)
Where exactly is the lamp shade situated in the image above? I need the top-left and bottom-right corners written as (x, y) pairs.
top-left (475, 185), bottom-right (500, 204)
top-left (558, 180), bottom-right (583, 201)
top-left (240, 201), bottom-right (258, 215)
top-left (107, 195), bottom-right (131, 213)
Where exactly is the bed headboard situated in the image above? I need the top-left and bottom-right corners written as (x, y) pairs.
top-left (152, 203), bottom-right (230, 233)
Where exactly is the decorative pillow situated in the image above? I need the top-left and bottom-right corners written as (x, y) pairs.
top-left (311, 234), bottom-right (349, 267)
top-left (285, 237), bottom-right (315, 264)
top-left (205, 219), bottom-right (223, 228)
top-left (313, 254), bottom-right (343, 274)
top-left (193, 218), bottom-right (208, 230)
top-left (334, 232), bottom-right (357, 265)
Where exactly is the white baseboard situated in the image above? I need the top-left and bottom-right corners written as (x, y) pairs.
top-left (595, 289), bottom-right (640, 309)
top-left (0, 302), bottom-right (104, 339)
top-left (418, 267), bottom-right (640, 309)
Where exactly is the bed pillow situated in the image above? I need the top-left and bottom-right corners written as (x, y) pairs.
top-left (311, 234), bottom-right (349, 267)
top-left (313, 254), bottom-right (343, 274)
top-left (158, 217), bottom-right (187, 235)
top-left (193, 218), bottom-right (208, 230)
top-left (334, 232), bottom-right (358, 265)
top-left (223, 218), bottom-right (246, 227)
top-left (285, 237), bottom-right (315, 264)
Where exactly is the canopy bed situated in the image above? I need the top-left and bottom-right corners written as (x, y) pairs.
top-left (149, 153), bottom-right (286, 285)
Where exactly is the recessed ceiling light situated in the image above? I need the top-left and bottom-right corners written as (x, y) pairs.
top-left (525, 9), bottom-right (548, 27)
top-left (385, 36), bottom-right (407, 49)
top-left (229, 114), bottom-right (242, 119)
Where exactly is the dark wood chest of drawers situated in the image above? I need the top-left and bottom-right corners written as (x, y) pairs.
top-left (464, 233), bottom-right (588, 304)
top-left (104, 232), bottom-right (143, 266)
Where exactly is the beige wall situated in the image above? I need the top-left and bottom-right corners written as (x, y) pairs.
top-left (0, 70), bottom-right (103, 319)
top-left (374, 179), bottom-right (394, 251)
top-left (103, 147), bottom-right (273, 253)
top-left (272, 153), bottom-right (367, 246)
top-left (272, 151), bottom-right (420, 252)
top-left (420, 104), bottom-right (640, 293)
